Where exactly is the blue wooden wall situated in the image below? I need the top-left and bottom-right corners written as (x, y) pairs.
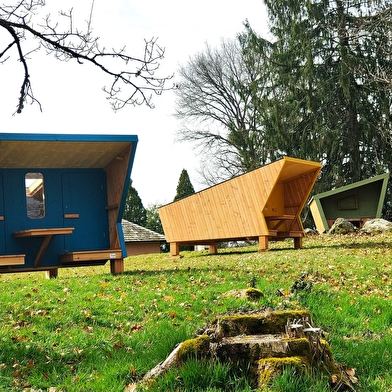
top-left (0, 168), bottom-right (109, 269)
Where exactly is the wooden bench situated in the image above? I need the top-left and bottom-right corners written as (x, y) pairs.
top-left (0, 254), bottom-right (26, 266)
top-left (13, 228), bottom-right (74, 267)
top-left (264, 215), bottom-right (296, 231)
top-left (261, 215), bottom-right (304, 250)
top-left (60, 249), bottom-right (124, 274)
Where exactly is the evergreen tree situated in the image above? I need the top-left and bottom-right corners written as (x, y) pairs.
top-left (145, 204), bottom-right (169, 252)
top-left (256, 0), bottom-right (392, 192)
top-left (174, 169), bottom-right (195, 201)
top-left (123, 181), bottom-right (147, 226)
top-left (145, 204), bottom-right (164, 234)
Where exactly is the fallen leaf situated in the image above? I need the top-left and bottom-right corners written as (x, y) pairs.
top-left (129, 365), bottom-right (138, 376)
top-left (113, 340), bottom-right (123, 350)
top-left (124, 383), bottom-right (137, 392)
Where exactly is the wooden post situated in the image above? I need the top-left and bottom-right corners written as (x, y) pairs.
top-left (170, 242), bottom-right (180, 257)
top-left (258, 236), bottom-right (269, 251)
top-left (209, 243), bottom-right (218, 254)
top-left (45, 269), bottom-right (58, 279)
top-left (110, 258), bottom-right (124, 274)
top-left (294, 237), bottom-right (303, 249)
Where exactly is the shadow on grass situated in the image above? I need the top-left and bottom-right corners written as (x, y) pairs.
top-left (169, 237), bottom-right (390, 258)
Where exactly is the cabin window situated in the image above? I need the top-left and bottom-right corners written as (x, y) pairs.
top-left (25, 173), bottom-right (45, 219)
top-left (337, 195), bottom-right (358, 210)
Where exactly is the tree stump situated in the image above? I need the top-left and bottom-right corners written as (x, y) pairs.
top-left (137, 309), bottom-right (357, 391)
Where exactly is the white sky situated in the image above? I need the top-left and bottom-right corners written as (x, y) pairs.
top-left (0, 0), bottom-right (269, 207)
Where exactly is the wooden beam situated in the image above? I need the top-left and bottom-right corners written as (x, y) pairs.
top-left (45, 269), bottom-right (58, 279)
top-left (110, 258), bottom-right (124, 274)
top-left (209, 243), bottom-right (218, 254)
top-left (170, 242), bottom-right (180, 256)
top-left (294, 237), bottom-right (303, 249)
top-left (258, 236), bottom-right (269, 252)
top-left (34, 235), bottom-right (52, 267)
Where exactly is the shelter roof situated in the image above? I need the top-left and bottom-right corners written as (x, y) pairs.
top-left (0, 133), bottom-right (138, 169)
top-left (122, 220), bottom-right (165, 242)
top-left (310, 173), bottom-right (390, 201)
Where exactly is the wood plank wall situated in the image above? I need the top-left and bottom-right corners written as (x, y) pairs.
top-left (159, 159), bottom-right (282, 242)
top-left (159, 158), bottom-right (322, 244)
top-left (282, 171), bottom-right (321, 232)
top-left (104, 144), bottom-right (132, 249)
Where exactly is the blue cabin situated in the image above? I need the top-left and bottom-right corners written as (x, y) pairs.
top-left (0, 133), bottom-right (138, 277)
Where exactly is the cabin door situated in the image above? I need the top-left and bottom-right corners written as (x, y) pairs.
top-left (62, 172), bottom-right (109, 251)
top-left (0, 174), bottom-right (5, 253)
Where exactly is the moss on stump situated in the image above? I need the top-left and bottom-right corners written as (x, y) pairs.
top-left (176, 334), bottom-right (211, 363)
top-left (258, 356), bottom-right (310, 388)
top-left (213, 309), bottom-right (311, 337)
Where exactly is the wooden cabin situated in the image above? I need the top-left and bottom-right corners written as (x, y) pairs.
top-left (159, 157), bottom-right (322, 256)
top-left (122, 219), bottom-right (165, 255)
top-left (0, 133), bottom-right (138, 277)
top-left (309, 173), bottom-right (390, 233)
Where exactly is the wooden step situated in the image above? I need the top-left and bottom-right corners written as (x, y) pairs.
top-left (60, 249), bottom-right (122, 263)
top-left (0, 255), bottom-right (25, 266)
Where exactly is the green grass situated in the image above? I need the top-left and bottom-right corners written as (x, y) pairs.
top-left (0, 233), bottom-right (392, 391)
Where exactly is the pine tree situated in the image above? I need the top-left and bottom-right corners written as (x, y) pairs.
top-left (258, 0), bottom-right (392, 191)
top-left (145, 204), bottom-right (164, 234)
top-left (174, 169), bottom-right (195, 201)
top-left (123, 181), bottom-right (147, 226)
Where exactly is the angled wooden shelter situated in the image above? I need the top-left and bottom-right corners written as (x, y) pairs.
top-left (0, 133), bottom-right (138, 277)
top-left (159, 157), bottom-right (322, 256)
top-left (309, 173), bottom-right (390, 233)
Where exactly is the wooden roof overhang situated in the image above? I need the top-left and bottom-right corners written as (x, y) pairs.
top-left (0, 133), bottom-right (138, 169)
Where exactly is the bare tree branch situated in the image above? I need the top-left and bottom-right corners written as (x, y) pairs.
top-left (0, 0), bottom-right (173, 113)
top-left (174, 37), bottom-right (271, 185)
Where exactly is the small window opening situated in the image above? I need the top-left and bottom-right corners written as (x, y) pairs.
top-left (25, 173), bottom-right (45, 219)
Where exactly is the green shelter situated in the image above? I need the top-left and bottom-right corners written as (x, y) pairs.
top-left (309, 173), bottom-right (389, 233)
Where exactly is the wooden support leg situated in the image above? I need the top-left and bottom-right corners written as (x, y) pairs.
top-left (34, 235), bottom-right (53, 267)
top-left (110, 258), bottom-right (124, 274)
top-left (258, 236), bottom-right (269, 252)
top-left (209, 243), bottom-right (217, 254)
top-left (294, 237), bottom-right (303, 249)
top-left (45, 269), bottom-right (58, 279)
top-left (170, 242), bottom-right (180, 257)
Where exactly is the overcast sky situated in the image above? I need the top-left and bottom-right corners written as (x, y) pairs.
top-left (0, 0), bottom-right (269, 206)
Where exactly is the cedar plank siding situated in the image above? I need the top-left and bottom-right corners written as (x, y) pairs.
top-left (104, 144), bottom-right (133, 250)
top-left (159, 157), bottom-right (322, 255)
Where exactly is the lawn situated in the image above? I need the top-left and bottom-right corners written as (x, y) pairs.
top-left (0, 233), bottom-right (391, 391)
